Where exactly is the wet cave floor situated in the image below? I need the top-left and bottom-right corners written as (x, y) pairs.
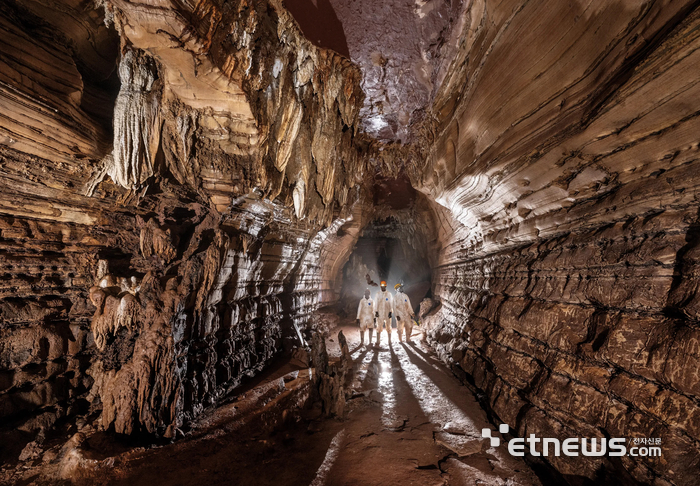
top-left (9, 319), bottom-right (542, 486)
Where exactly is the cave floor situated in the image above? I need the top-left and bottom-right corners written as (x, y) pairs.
top-left (315, 323), bottom-right (542, 486)
top-left (7, 321), bottom-right (541, 486)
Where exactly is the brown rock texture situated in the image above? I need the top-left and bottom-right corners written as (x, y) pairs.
top-left (0, 0), bottom-right (375, 443)
top-left (418, 1), bottom-right (700, 484)
top-left (286, 0), bottom-right (465, 141)
top-left (2, 0), bottom-right (700, 484)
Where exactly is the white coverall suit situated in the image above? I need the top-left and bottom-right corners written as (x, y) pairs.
top-left (356, 296), bottom-right (375, 332)
top-left (374, 289), bottom-right (394, 343)
top-left (394, 291), bottom-right (415, 341)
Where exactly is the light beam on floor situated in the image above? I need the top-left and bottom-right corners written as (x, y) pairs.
top-left (396, 344), bottom-right (481, 436)
top-left (377, 352), bottom-right (399, 427)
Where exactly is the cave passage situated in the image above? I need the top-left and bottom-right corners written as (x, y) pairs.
top-left (47, 324), bottom-right (543, 486)
top-left (338, 233), bottom-right (432, 317)
top-left (4, 0), bottom-right (700, 484)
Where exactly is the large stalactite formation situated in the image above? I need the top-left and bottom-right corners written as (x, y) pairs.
top-left (1, 0), bottom-right (700, 484)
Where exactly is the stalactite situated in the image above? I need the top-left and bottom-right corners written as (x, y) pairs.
top-left (107, 48), bottom-right (162, 190)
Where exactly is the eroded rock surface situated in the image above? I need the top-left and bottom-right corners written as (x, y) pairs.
top-left (286, 0), bottom-right (465, 141)
top-left (0, 0), bottom-right (375, 446)
top-left (417, 2), bottom-right (700, 484)
top-left (2, 0), bottom-right (700, 484)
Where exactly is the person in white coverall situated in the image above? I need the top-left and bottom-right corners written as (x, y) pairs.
top-left (393, 283), bottom-right (416, 342)
top-left (374, 280), bottom-right (394, 345)
top-left (356, 288), bottom-right (375, 346)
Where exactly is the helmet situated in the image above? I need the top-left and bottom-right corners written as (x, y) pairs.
top-left (380, 280), bottom-right (387, 286)
top-left (394, 283), bottom-right (402, 290)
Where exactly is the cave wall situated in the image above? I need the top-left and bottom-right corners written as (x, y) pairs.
top-left (0, 0), bottom-right (373, 440)
top-left (4, 0), bottom-right (700, 483)
top-left (418, 1), bottom-right (700, 484)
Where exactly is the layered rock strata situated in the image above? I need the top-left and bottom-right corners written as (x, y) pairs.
top-left (3, 0), bottom-right (700, 484)
top-left (421, 2), bottom-right (700, 484)
top-left (0, 0), bottom-right (375, 442)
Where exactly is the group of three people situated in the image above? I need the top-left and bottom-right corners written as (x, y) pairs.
top-left (356, 280), bottom-right (416, 346)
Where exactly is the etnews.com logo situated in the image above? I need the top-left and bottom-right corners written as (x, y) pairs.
top-left (482, 424), bottom-right (661, 458)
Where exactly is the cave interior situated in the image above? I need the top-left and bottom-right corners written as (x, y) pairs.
top-left (1, 0), bottom-right (700, 484)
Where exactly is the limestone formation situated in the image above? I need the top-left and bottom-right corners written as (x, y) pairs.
top-left (107, 47), bottom-right (162, 190)
top-left (310, 330), bottom-right (352, 418)
top-left (415, 3), bottom-right (700, 484)
top-left (2, 0), bottom-right (700, 484)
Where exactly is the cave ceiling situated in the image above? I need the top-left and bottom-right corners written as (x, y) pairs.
top-left (284, 0), bottom-right (464, 142)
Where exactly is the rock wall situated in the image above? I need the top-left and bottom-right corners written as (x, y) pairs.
top-left (4, 0), bottom-right (700, 483)
top-left (0, 0), bottom-right (373, 441)
top-left (420, 2), bottom-right (700, 484)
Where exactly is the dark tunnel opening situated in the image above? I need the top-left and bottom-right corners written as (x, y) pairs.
top-left (338, 230), bottom-right (432, 318)
top-left (336, 173), bottom-right (436, 319)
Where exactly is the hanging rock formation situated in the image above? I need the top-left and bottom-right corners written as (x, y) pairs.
top-left (107, 47), bottom-right (162, 190)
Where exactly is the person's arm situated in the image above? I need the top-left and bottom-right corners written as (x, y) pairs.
top-left (356, 300), bottom-right (362, 320)
top-left (406, 296), bottom-right (414, 317)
